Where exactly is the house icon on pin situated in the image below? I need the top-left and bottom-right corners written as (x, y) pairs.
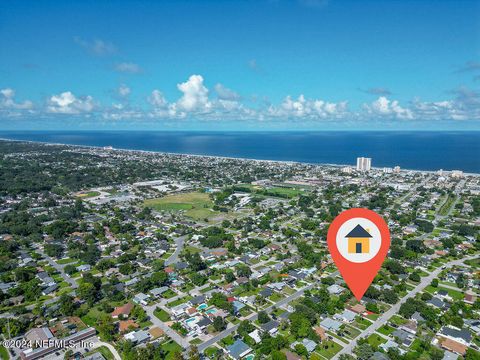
top-left (346, 224), bottom-right (372, 254)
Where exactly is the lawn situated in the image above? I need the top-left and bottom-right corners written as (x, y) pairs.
top-left (343, 325), bottom-right (361, 339)
top-left (56, 257), bottom-right (77, 265)
top-left (0, 345), bottom-right (8, 360)
top-left (377, 324), bottom-right (395, 336)
top-left (167, 296), bottom-right (192, 308)
top-left (260, 186), bottom-right (305, 198)
top-left (163, 289), bottom-right (177, 299)
top-left (76, 191), bottom-right (100, 198)
top-left (316, 341), bottom-right (342, 359)
top-left (389, 315), bottom-right (408, 326)
top-left (270, 292), bottom-right (285, 302)
top-left (221, 335), bottom-right (235, 346)
top-left (438, 194), bottom-right (456, 216)
top-left (354, 317), bottom-right (372, 330)
top-left (438, 287), bottom-right (464, 300)
top-left (204, 347), bottom-right (221, 358)
top-left (81, 307), bottom-right (108, 327)
top-left (161, 340), bottom-right (183, 360)
top-left (154, 308), bottom-right (171, 322)
top-left (367, 334), bottom-right (387, 349)
top-left (144, 192), bottom-right (218, 220)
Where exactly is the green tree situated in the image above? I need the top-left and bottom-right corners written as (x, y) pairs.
top-left (258, 311), bottom-right (270, 324)
top-left (213, 316), bottom-right (226, 331)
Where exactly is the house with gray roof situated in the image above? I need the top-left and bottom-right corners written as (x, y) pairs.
top-left (227, 339), bottom-right (252, 360)
top-left (320, 318), bottom-right (342, 332)
top-left (392, 328), bottom-right (414, 346)
top-left (261, 320), bottom-right (280, 335)
top-left (124, 330), bottom-right (150, 344)
top-left (150, 286), bottom-right (169, 298)
top-left (291, 339), bottom-right (317, 354)
top-left (439, 326), bottom-right (472, 345)
top-left (327, 284), bottom-right (345, 295)
top-left (334, 309), bottom-right (356, 323)
top-left (133, 293), bottom-right (150, 305)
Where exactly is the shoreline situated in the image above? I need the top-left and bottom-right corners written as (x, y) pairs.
top-left (1, 136), bottom-right (479, 176)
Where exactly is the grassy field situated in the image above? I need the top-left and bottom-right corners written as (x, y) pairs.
top-left (316, 340), bottom-right (342, 359)
top-left (76, 191), bottom-right (100, 198)
top-left (161, 340), bottom-right (183, 360)
top-left (438, 194), bottom-right (456, 216)
top-left (233, 183), bottom-right (306, 198)
top-left (154, 308), bottom-right (171, 322)
top-left (167, 296), bottom-right (192, 308)
top-left (367, 334), bottom-right (387, 349)
top-left (354, 317), bottom-right (372, 330)
top-left (144, 192), bottom-right (218, 220)
top-left (377, 324), bottom-right (395, 336)
top-left (0, 345), bottom-right (8, 360)
top-left (56, 257), bottom-right (77, 265)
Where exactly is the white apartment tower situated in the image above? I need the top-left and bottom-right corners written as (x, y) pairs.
top-left (356, 157), bottom-right (372, 172)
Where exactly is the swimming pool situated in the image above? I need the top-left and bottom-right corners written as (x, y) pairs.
top-left (205, 308), bottom-right (217, 314)
top-left (197, 303), bottom-right (208, 310)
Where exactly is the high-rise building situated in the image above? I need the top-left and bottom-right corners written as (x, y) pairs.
top-left (356, 157), bottom-right (372, 172)
top-left (394, 166), bottom-right (401, 173)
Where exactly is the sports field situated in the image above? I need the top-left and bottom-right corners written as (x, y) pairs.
top-left (144, 192), bottom-right (217, 220)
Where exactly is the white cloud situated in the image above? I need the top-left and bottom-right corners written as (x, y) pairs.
top-left (147, 90), bottom-right (179, 118)
top-left (47, 91), bottom-right (95, 114)
top-left (268, 95), bottom-right (348, 120)
top-left (4, 75), bottom-right (480, 124)
top-left (147, 90), bottom-right (167, 108)
top-left (74, 37), bottom-right (116, 56)
top-left (118, 84), bottom-right (131, 98)
top-left (364, 96), bottom-right (413, 120)
top-left (176, 75), bottom-right (212, 113)
top-left (214, 83), bottom-right (240, 101)
top-left (114, 62), bottom-right (142, 74)
top-left (0, 88), bottom-right (33, 110)
top-left (411, 87), bottom-right (480, 121)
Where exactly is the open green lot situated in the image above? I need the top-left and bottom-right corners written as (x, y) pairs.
top-left (154, 308), bottom-right (171, 322)
top-left (76, 191), bottom-right (100, 198)
top-left (167, 295), bottom-right (192, 308)
top-left (0, 345), bottom-right (8, 360)
top-left (316, 340), bottom-right (342, 359)
top-left (438, 194), bottom-right (456, 216)
top-left (144, 192), bottom-right (218, 220)
top-left (161, 340), bottom-right (183, 360)
top-left (367, 334), bottom-right (387, 348)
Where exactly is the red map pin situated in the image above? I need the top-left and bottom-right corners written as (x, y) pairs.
top-left (327, 208), bottom-right (390, 301)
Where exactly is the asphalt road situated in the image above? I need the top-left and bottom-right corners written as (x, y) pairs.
top-left (36, 248), bottom-right (78, 289)
top-left (144, 304), bottom-right (190, 348)
top-left (165, 235), bottom-right (188, 266)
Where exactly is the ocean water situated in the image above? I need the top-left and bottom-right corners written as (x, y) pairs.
top-left (0, 131), bottom-right (479, 173)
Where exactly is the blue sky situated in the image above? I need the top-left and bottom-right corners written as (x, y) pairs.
top-left (0, 0), bottom-right (479, 130)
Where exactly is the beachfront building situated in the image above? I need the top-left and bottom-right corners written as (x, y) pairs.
top-left (356, 157), bottom-right (372, 172)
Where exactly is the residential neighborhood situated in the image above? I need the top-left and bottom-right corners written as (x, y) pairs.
top-left (0, 141), bottom-right (479, 360)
